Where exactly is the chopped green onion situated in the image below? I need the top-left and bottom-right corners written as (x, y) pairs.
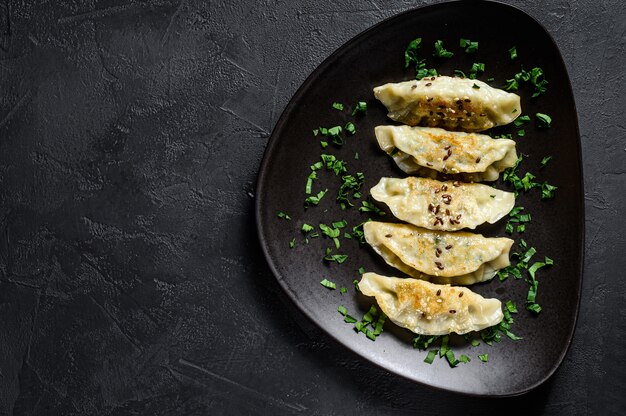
top-left (351, 101), bottom-right (367, 116)
top-left (304, 189), bottom-right (328, 208)
top-left (540, 156), bottom-right (553, 167)
top-left (332, 102), bottom-right (344, 111)
top-left (541, 182), bottom-right (557, 199)
top-left (471, 339), bottom-right (480, 347)
top-left (478, 354), bottom-right (489, 362)
top-left (459, 354), bottom-right (471, 363)
top-left (289, 238), bottom-right (295, 249)
top-left (517, 129), bottom-right (525, 137)
top-left (301, 223), bottom-right (314, 233)
top-left (345, 122), bottom-right (356, 135)
top-left (513, 115), bottom-right (531, 127)
top-left (404, 37), bottom-right (423, 68)
top-left (460, 38), bottom-right (478, 53)
top-left (536, 112), bottom-right (552, 128)
top-left (277, 211), bottom-right (291, 220)
top-left (320, 279), bottom-right (336, 290)
top-left (340, 287), bottom-right (347, 294)
top-left (472, 83), bottom-right (480, 89)
top-left (338, 305), bottom-right (348, 315)
top-left (358, 267), bottom-right (365, 275)
top-left (424, 350), bottom-right (438, 364)
top-left (509, 46), bottom-right (517, 60)
top-left (433, 40), bottom-right (454, 58)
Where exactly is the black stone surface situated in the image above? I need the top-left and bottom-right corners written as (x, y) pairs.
top-left (0, 0), bottom-right (624, 414)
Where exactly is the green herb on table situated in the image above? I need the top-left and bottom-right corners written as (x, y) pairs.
top-left (332, 102), bottom-right (344, 111)
top-left (509, 46), bottom-right (517, 60)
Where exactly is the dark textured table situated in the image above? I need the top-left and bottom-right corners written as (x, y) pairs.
top-left (1, 1), bottom-right (624, 414)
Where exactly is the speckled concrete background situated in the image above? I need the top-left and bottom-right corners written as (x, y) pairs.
top-left (0, 1), bottom-right (624, 415)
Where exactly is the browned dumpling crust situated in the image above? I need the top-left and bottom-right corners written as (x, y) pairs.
top-left (374, 76), bottom-right (521, 132)
top-left (359, 273), bottom-right (504, 335)
top-left (364, 221), bottom-right (513, 285)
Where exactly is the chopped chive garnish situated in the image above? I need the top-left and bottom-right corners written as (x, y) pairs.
top-left (353, 279), bottom-right (360, 292)
top-left (345, 122), bottom-right (356, 135)
top-left (536, 112), bottom-right (552, 128)
top-left (340, 287), bottom-right (347, 294)
top-left (359, 200), bottom-right (385, 215)
top-left (517, 129), bottom-right (525, 137)
top-left (471, 339), bottom-right (480, 347)
top-left (320, 279), bottom-right (336, 290)
top-left (513, 115), bottom-right (531, 127)
top-left (459, 354), bottom-right (471, 363)
top-left (478, 354), bottom-right (489, 362)
top-left (468, 62), bottom-right (485, 79)
top-left (459, 38), bottom-right (478, 53)
top-left (433, 40), bottom-right (454, 58)
top-left (424, 350), bottom-right (438, 364)
top-left (454, 69), bottom-right (467, 78)
top-left (541, 182), bottom-right (557, 199)
top-left (472, 83), bottom-right (480, 89)
top-left (323, 250), bottom-right (348, 264)
top-left (509, 46), bottom-right (517, 60)
top-left (289, 238), bottom-right (295, 249)
top-left (540, 156), bottom-right (553, 167)
top-left (351, 101), bottom-right (367, 116)
top-left (277, 211), bottom-right (291, 220)
top-left (301, 223), bottom-right (314, 233)
top-left (320, 141), bottom-right (328, 148)
top-left (344, 315), bottom-right (357, 323)
top-left (445, 350), bottom-right (459, 367)
top-left (354, 152), bottom-right (359, 160)
top-left (332, 102), bottom-right (344, 111)
top-left (304, 189), bottom-right (328, 208)
top-left (338, 305), bottom-right (348, 315)
top-left (358, 267), bottom-right (365, 275)
top-left (404, 37), bottom-right (423, 68)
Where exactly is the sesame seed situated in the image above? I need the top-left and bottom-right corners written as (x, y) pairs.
top-left (476, 156), bottom-right (481, 163)
top-left (425, 82), bottom-right (432, 87)
top-left (459, 292), bottom-right (464, 297)
top-left (449, 310), bottom-right (456, 314)
top-left (445, 245), bottom-right (452, 250)
top-left (436, 289), bottom-right (441, 296)
top-left (435, 261), bottom-right (444, 270)
top-left (385, 234), bottom-right (392, 238)
top-left (411, 84), bottom-right (417, 89)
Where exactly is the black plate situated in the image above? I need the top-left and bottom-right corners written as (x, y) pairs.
top-left (255, 1), bottom-right (583, 396)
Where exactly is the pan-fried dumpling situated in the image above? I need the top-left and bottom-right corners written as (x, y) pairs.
top-left (363, 222), bottom-right (513, 285)
top-left (375, 125), bottom-right (518, 182)
top-left (358, 272), bottom-right (503, 335)
top-left (370, 177), bottom-right (515, 231)
top-left (373, 76), bottom-right (521, 131)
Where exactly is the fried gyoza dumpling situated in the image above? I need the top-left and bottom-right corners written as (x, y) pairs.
top-left (370, 177), bottom-right (514, 231)
top-left (375, 125), bottom-right (518, 182)
top-left (373, 76), bottom-right (521, 131)
top-left (363, 221), bottom-right (513, 285)
top-left (359, 272), bottom-right (503, 335)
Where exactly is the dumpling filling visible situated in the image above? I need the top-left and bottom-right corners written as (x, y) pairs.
top-left (373, 76), bottom-right (521, 131)
top-left (370, 177), bottom-right (515, 231)
top-left (359, 272), bottom-right (504, 335)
